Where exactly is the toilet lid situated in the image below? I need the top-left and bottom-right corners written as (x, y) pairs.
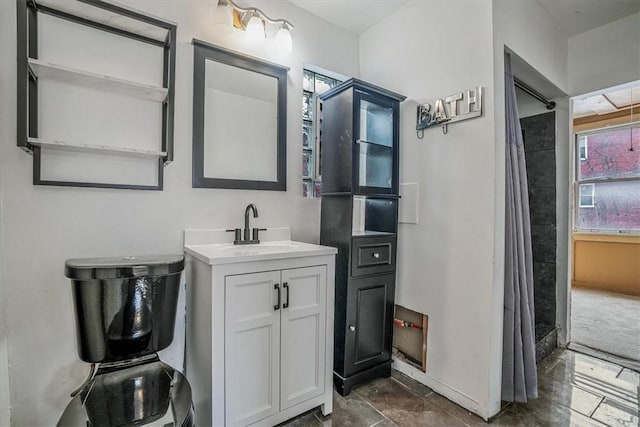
top-left (58, 359), bottom-right (193, 427)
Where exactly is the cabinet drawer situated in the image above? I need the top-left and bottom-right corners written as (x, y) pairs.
top-left (351, 236), bottom-right (395, 277)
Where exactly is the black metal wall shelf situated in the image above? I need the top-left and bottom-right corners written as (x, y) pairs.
top-left (16, 0), bottom-right (177, 190)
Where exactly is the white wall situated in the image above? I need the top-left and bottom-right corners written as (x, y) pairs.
top-left (569, 12), bottom-right (640, 96)
top-left (360, 0), bottom-right (501, 419)
top-left (493, 0), bottom-right (569, 95)
top-left (0, 0), bottom-right (13, 422)
top-left (0, 1), bottom-right (359, 424)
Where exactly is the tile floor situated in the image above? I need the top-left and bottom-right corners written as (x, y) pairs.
top-left (280, 349), bottom-right (639, 426)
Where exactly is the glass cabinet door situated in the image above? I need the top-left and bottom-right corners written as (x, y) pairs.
top-left (356, 94), bottom-right (396, 192)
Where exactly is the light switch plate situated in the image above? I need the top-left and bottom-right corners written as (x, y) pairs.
top-left (399, 183), bottom-right (419, 224)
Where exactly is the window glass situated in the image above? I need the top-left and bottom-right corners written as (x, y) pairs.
top-left (303, 70), bottom-right (314, 92)
top-left (575, 125), bottom-right (640, 232)
top-left (579, 184), bottom-right (594, 207)
top-left (577, 181), bottom-right (640, 231)
top-left (302, 92), bottom-right (313, 121)
top-left (314, 74), bottom-right (337, 94)
top-left (577, 127), bottom-right (640, 181)
top-left (301, 69), bottom-right (342, 198)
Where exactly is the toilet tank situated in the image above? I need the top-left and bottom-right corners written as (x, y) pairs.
top-left (65, 255), bottom-right (185, 363)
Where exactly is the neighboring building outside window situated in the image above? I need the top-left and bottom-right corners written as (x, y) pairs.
top-left (302, 69), bottom-right (342, 198)
top-left (579, 138), bottom-right (588, 160)
top-left (575, 125), bottom-right (640, 232)
top-left (579, 183), bottom-right (594, 207)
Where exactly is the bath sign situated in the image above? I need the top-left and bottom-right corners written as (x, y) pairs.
top-left (416, 86), bottom-right (483, 136)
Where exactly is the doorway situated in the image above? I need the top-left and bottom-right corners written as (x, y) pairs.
top-left (569, 82), bottom-right (640, 370)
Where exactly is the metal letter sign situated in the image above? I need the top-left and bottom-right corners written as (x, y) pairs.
top-left (416, 86), bottom-right (483, 137)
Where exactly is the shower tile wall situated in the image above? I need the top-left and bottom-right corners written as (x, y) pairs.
top-left (521, 111), bottom-right (557, 362)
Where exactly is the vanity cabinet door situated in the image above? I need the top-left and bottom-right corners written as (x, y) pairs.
top-left (343, 274), bottom-right (395, 377)
top-left (225, 271), bottom-right (281, 427)
top-left (280, 266), bottom-right (327, 410)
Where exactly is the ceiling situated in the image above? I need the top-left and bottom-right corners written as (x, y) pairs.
top-left (573, 83), bottom-right (640, 117)
top-left (289, 0), bottom-right (640, 36)
top-left (536, 0), bottom-right (640, 37)
top-left (288, 0), bottom-right (408, 35)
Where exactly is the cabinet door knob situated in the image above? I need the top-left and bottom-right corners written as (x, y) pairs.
top-left (349, 325), bottom-right (356, 332)
top-left (372, 252), bottom-right (380, 259)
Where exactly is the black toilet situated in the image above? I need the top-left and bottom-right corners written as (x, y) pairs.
top-left (58, 255), bottom-right (194, 427)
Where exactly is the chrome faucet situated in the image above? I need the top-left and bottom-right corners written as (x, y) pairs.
top-left (227, 204), bottom-right (265, 245)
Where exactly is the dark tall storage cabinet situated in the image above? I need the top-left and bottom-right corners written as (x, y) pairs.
top-left (319, 79), bottom-right (405, 395)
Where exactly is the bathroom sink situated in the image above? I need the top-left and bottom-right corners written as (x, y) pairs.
top-left (184, 237), bottom-right (337, 265)
top-left (218, 242), bottom-right (300, 253)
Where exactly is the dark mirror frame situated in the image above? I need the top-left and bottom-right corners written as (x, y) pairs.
top-left (192, 39), bottom-right (288, 190)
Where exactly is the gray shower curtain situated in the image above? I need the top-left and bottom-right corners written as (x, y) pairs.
top-left (501, 52), bottom-right (538, 402)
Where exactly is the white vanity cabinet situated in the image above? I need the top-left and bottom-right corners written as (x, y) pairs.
top-left (184, 231), bottom-right (336, 427)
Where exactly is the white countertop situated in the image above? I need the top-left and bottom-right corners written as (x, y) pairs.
top-left (184, 240), bottom-right (338, 265)
top-left (184, 228), bottom-right (337, 265)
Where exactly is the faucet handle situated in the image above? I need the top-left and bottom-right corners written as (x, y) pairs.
top-left (226, 228), bottom-right (242, 244)
top-left (252, 228), bottom-right (267, 242)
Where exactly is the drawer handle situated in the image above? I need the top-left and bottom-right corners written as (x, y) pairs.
top-left (283, 282), bottom-right (289, 309)
top-left (372, 252), bottom-right (380, 259)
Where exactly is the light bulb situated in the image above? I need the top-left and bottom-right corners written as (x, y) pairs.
top-left (275, 25), bottom-right (292, 54)
top-left (245, 15), bottom-right (265, 44)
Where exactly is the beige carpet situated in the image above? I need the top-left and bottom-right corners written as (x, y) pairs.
top-left (571, 288), bottom-right (640, 363)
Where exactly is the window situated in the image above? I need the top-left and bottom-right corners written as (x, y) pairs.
top-left (302, 69), bottom-right (342, 198)
top-left (579, 184), bottom-right (594, 207)
top-left (574, 124), bottom-right (640, 232)
top-left (578, 136), bottom-right (588, 160)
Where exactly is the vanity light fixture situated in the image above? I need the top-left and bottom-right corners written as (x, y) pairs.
top-left (219, 0), bottom-right (293, 53)
top-left (245, 12), bottom-right (265, 43)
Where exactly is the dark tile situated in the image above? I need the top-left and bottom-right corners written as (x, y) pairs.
top-left (533, 262), bottom-right (556, 299)
top-left (534, 294), bottom-right (556, 327)
top-left (391, 370), bottom-right (433, 397)
top-left (525, 149), bottom-right (556, 188)
top-left (592, 397), bottom-right (640, 427)
top-left (279, 410), bottom-right (324, 426)
top-left (537, 348), bottom-right (589, 379)
top-left (535, 322), bottom-right (555, 342)
top-left (315, 390), bottom-right (384, 427)
top-left (529, 187), bottom-right (556, 225)
top-left (424, 393), bottom-right (487, 426)
top-left (370, 419), bottom-right (397, 427)
top-left (521, 112), bottom-right (556, 153)
top-left (355, 378), bottom-right (466, 426)
top-left (531, 224), bottom-right (556, 263)
top-left (535, 328), bottom-right (557, 363)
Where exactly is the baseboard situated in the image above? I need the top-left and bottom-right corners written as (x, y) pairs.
top-left (392, 358), bottom-right (495, 420)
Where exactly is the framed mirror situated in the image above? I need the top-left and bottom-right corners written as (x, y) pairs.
top-left (192, 39), bottom-right (288, 190)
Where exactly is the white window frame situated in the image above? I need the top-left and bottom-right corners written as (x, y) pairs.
top-left (578, 183), bottom-right (594, 208)
top-left (573, 122), bottom-right (640, 234)
top-left (578, 137), bottom-right (588, 160)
